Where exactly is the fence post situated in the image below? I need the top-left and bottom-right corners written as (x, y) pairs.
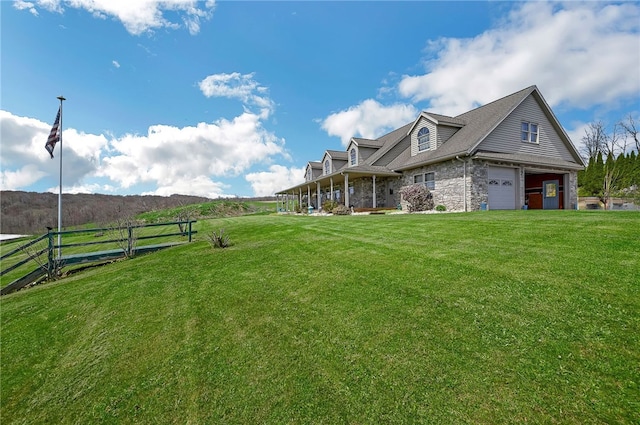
top-left (47, 229), bottom-right (54, 278)
top-left (188, 221), bottom-right (193, 242)
top-left (127, 225), bottom-right (133, 257)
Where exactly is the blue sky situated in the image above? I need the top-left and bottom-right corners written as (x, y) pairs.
top-left (1, 1), bottom-right (639, 198)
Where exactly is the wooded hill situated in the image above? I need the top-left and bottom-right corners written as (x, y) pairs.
top-left (0, 191), bottom-right (272, 235)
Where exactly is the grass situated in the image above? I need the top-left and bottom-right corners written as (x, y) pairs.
top-left (1, 210), bottom-right (639, 424)
top-left (136, 199), bottom-right (276, 223)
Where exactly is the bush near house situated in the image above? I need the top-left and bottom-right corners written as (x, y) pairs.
top-left (332, 204), bottom-right (351, 215)
top-left (322, 200), bottom-right (339, 212)
top-left (400, 184), bottom-right (435, 212)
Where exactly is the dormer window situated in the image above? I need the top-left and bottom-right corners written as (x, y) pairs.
top-left (418, 127), bottom-right (430, 151)
top-left (350, 148), bottom-right (357, 165)
top-left (324, 159), bottom-right (331, 175)
top-left (307, 168), bottom-right (312, 181)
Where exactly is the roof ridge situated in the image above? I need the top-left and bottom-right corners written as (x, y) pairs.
top-left (456, 85), bottom-right (536, 118)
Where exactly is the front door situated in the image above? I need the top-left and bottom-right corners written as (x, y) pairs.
top-left (543, 180), bottom-right (559, 209)
top-left (386, 183), bottom-right (395, 208)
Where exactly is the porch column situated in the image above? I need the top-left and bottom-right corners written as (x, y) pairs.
top-left (344, 173), bottom-right (349, 207)
top-left (330, 177), bottom-right (334, 201)
top-left (307, 185), bottom-right (311, 208)
top-left (317, 182), bottom-right (321, 211)
top-left (299, 188), bottom-right (302, 211)
top-left (372, 175), bottom-right (377, 208)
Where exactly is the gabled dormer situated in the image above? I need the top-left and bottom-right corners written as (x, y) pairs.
top-left (408, 112), bottom-right (465, 157)
top-left (321, 150), bottom-right (348, 175)
top-left (305, 161), bottom-right (322, 181)
top-left (346, 138), bottom-right (384, 167)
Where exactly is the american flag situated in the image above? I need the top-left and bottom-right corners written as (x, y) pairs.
top-left (45, 107), bottom-right (61, 158)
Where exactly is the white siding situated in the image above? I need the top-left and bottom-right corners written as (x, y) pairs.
top-left (478, 95), bottom-right (575, 161)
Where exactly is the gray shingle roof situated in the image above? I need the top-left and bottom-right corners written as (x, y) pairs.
top-left (421, 112), bottom-right (466, 127)
top-left (472, 152), bottom-right (585, 170)
top-left (361, 122), bottom-right (413, 166)
top-left (393, 86), bottom-right (537, 170)
top-left (351, 138), bottom-right (385, 148)
top-left (278, 85), bottom-right (583, 194)
top-left (325, 150), bottom-right (349, 160)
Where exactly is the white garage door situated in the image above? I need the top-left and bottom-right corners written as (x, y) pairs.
top-left (488, 167), bottom-right (516, 210)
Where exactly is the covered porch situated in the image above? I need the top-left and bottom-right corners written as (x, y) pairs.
top-left (275, 168), bottom-right (401, 213)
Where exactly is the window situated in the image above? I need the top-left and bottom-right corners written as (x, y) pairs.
top-left (425, 172), bottom-right (435, 190)
top-left (324, 159), bottom-right (331, 175)
top-left (307, 168), bottom-right (312, 181)
top-left (414, 172), bottom-right (435, 190)
top-left (418, 127), bottom-right (431, 151)
top-left (350, 148), bottom-right (357, 165)
top-left (521, 122), bottom-right (539, 143)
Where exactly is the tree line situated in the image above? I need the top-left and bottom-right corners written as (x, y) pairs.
top-left (577, 115), bottom-right (640, 208)
top-left (0, 191), bottom-right (273, 235)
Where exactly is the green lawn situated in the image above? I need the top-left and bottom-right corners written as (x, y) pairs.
top-left (1, 211), bottom-right (639, 424)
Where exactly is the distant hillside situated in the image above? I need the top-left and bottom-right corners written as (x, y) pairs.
top-left (0, 191), bottom-right (273, 234)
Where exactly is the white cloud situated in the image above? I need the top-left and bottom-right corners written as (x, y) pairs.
top-left (99, 112), bottom-right (285, 188)
top-left (246, 165), bottom-right (306, 196)
top-left (13, 0), bottom-right (39, 15)
top-left (142, 176), bottom-right (228, 198)
top-left (112, 60), bottom-right (120, 68)
top-left (398, 2), bottom-right (640, 116)
top-left (14, 0), bottom-right (216, 35)
top-left (199, 72), bottom-right (275, 118)
top-left (1, 165), bottom-right (47, 190)
top-left (321, 100), bottom-right (417, 147)
top-left (0, 109), bottom-right (287, 197)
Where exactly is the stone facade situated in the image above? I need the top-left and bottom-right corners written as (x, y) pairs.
top-left (348, 177), bottom-right (402, 208)
top-left (399, 159), bottom-right (468, 212)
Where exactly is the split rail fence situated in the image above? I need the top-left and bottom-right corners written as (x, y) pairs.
top-left (0, 220), bottom-right (197, 295)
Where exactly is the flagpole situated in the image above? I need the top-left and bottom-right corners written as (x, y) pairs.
top-left (56, 95), bottom-right (66, 259)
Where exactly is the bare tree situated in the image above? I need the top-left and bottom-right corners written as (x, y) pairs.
top-left (175, 204), bottom-right (196, 235)
top-left (581, 121), bottom-right (608, 160)
top-left (602, 163), bottom-right (622, 210)
top-left (21, 234), bottom-right (65, 281)
top-left (619, 114), bottom-right (640, 152)
top-left (108, 215), bottom-right (139, 258)
top-left (602, 123), bottom-right (625, 158)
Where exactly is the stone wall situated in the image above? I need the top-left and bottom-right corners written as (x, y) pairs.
top-left (349, 177), bottom-right (400, 208)
top-left (400, 159), bottom-right (468, 211)
top-left (468, 160), bottom-right (489, 211)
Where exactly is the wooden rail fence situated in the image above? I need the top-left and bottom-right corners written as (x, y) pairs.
top-left (1, 220), bottom-right (197, 295)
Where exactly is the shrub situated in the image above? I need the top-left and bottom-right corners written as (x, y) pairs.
top-left (332, 205), bottom-right (351, 215)
top-left (207, 229), bottom-right (230, 248)
top-left (322, 200), bottom-right (338, 212)
top-left (399, 184), bottom-right (434, 212)
top-left (435, 204), bottom-right (446, 212)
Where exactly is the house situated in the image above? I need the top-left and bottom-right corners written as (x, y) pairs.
top-left (276, 86), bottom-right (585, 212)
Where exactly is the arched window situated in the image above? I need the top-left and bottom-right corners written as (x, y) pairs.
top-left (324, 159), bottom-right (331, 175)
top-left (350, 148), bottom-right (357, 165)
top-left (418, 127), bottom-right (430, 152)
